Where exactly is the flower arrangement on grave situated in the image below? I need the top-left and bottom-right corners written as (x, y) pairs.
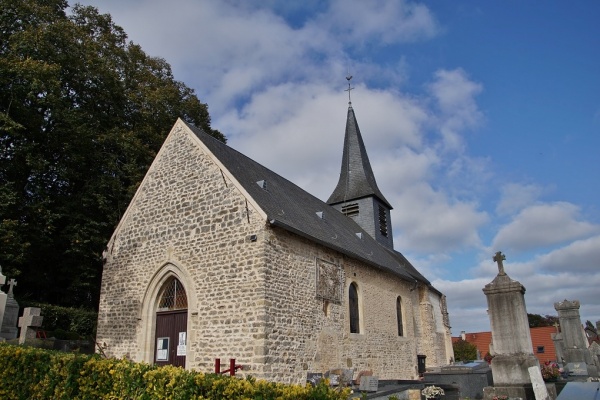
top-left (421, 385), bottom-right (445, 399)
top-left (541, 361), bottom-right (561, 381)
top-left (492, 396), bottom-right (508, 400)
top-left (484, 352), bottom-right (494, 365)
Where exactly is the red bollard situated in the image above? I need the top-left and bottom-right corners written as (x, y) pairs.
top-left (229, 358), bottom-right (236, 376)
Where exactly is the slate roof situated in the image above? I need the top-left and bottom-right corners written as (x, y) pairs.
top-left (327, 105), bottom-right (392, 208)
top-left (184, 121), bottom-right (430, 285)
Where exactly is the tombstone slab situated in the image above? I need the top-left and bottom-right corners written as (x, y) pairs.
top-left (565, 362), bottom-right (589, 376)
top-left (359, 376), bottom-right (379, 392)
top-left (18, 307), bottom-right (43, 344)
top-left (482, 252), bottom-right (557, 400)
top-left (0, 267), bottom-right (6, 329)
top-left (528, 365), bottom-right (550, 400)
top-left (0, 278), bottom-right (19, 340)
top-left (425, 361), bottom-right (492, 399)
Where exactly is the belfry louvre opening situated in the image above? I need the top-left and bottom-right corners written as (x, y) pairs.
top-left (378, 205), bottom-right (388, 237)
top-left (157, 277), bottom-right (188, 311)
top-left (341, 203), bottom-right (359, 217)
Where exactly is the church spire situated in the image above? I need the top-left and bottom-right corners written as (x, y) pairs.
top-left (327, 77), bottom-right (394, 249)
top-left (327, 80), bottom-right (391, 209)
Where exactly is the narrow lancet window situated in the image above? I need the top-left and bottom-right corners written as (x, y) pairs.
top-left (397, 296), bottom-right (404, 336)
top-left (349, 282), bottom-right (360, 333)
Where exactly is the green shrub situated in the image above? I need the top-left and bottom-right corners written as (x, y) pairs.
top-left (452, 338), bottom-right (477, 362)
top-left (0, 343), bottom-right (350, 399)
top-left (47, 329), bottom-right (81, 341)
top-left (19, 302), bottom-right (97, 338)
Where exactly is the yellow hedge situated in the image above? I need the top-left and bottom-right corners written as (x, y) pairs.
top-left (0, 344), bottom-right (350, 399)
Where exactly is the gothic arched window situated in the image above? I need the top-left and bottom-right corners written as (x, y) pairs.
top-left (396, 296), bottom-right (404, 336)
top-left (349, 282), bottom-right (360, 333)
top-left (157, 277), bottom-right (188, 311)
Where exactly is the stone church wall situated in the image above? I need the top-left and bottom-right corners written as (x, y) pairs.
top-left (97, 121), bottom-right (452, 384)
top-left (97, 124), bottom-right (270, 374)
top-left (259, 227), bottom-right (430, 383)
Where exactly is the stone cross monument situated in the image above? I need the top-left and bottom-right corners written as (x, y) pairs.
top-left (18, 307), bottom-right (43, 345)
top-left (0, 277), bottom-right (19, 340)
top-left (554, 299), bottom-right (597, 377)
top-left (482, 252), bottom-right (554, 400)
top-left (0, 266), bottom-right (6, 331)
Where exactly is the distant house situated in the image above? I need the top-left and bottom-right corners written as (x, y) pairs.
top-left (454, 326), bottom-right (557, 364)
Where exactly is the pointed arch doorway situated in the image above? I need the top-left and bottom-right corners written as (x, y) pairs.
top-left (154, 277), bottom-right (188, 367)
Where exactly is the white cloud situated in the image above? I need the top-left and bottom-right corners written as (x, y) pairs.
top-left (496, 183), bottom-right (544, 216)
top-left (73, 0), bottom-right (600, 334)
top-left (393, 183), bottom-right (488, 253)
top-left (536, 235), bottom-right (600, 274)
top-left (438, 267), bottom-right (600, 333)
top-left (433, 278), bottom-right (491, 332)
top-left (492, 202), bottom-right (599, 252)
top-left (321, 0), bottom-right (439, 45)
top-left (428, 68), bottom-right (484, 152)
top-left (223, 83), bottom-right (432, 201)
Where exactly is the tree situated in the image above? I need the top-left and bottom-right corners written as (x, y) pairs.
top-left (528, 313), bottom-right (559, 328)
top-left (0, 0), bottom-right (224, 309)
top-left (453, 339), bottom-right (477, 362)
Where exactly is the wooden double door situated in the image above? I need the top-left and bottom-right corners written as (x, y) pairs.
top-left (155, 310), bottom-right (187, 367)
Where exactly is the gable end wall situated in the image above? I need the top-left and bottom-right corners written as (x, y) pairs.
top-left (97, 124), bottom-right (270, 374)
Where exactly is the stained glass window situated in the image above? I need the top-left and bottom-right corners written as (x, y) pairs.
top-left (158, 277), bottom-right (188, 311)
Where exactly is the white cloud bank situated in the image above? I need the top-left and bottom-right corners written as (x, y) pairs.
top-left (492, 202), bottom-right (599, 253)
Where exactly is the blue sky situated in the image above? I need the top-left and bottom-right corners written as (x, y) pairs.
top-left (77, 0), bottom-right (600, 333)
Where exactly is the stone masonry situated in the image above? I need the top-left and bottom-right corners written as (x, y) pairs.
top-left (97, 120), bottom-right (452, 384)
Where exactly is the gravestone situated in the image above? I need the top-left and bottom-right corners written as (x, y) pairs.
top-left (554, 300), bottom-right (596, 378)
top-left (425, 361), bottom-right (492, 399)
top-left (528, 365), bottom-right (550, 400)
top-left (339, 369), bottom-right (354, 386)
top-left (588, 342), bottom-right (600, 374)
top-left (0, 266), bottom-right (6, 330)
top-left (18, 307), bottom-right (43, 344)
top-left (359, 375), bottom-right (378, 392)
top-left (0, 278), bottom-right (19, 340)
top-left (482, 252), bottom-right (551, 400)
top-left (556, 382), bottom-right (600, 400)
top-left (306, 372), bottom-right (323, 387)
top-left (564, 362), bottom-right (588, 376)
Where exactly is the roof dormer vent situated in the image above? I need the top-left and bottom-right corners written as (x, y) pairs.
top-left (355, 232), bottom-right (362, 239)
top-left (256, 180), bottom-right (267, 189)
top-left (316, 211), bottom-right (324, 219)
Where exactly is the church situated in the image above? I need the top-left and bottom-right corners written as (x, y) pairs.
top-left (96, 92), bottom-right (454, 383)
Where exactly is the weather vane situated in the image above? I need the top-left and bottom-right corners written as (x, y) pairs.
top-left (345, 74), bottom-right (354, 104)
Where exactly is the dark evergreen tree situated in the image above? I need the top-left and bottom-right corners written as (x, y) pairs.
top-left (527, 313), bottom-right (559, 328)
top-left (0, 0), bottom-right (224, 308)
top-left (452, 339), bottom-right (477, 362)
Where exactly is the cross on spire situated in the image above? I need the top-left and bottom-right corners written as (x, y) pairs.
top-left (345, 74), bottom-right (354, 104)
top-left (493, 251), bottom-right (506, 275)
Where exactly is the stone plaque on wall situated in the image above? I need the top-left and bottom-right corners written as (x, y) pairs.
top-left (316, 258), bottom-right (343, 304)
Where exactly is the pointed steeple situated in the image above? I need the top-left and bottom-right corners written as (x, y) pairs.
top-left (327, 104), bottom-right (392, 209)
top-left (328, 77), bottom-right (394, 249)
